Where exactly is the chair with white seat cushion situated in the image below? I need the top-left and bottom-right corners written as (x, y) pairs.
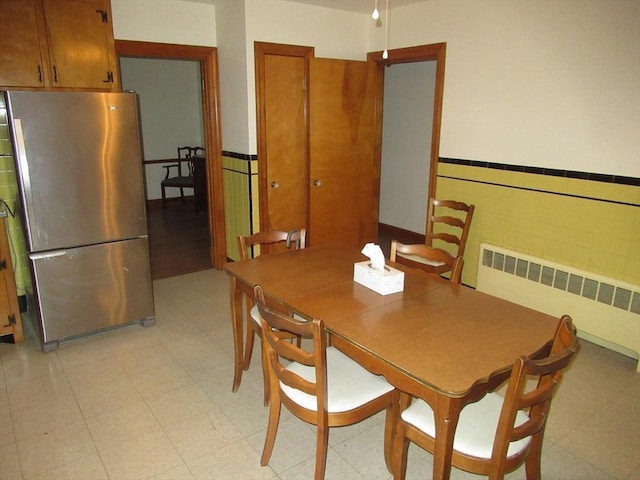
top-left (254, 285), bottom-right (398, 480)
top-left (391, 315), bottom-right (579, 480)
top-left (231, 229), bottom-right (306, 403)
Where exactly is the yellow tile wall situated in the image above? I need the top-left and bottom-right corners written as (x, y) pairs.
top-left (436, 162), bottom-right (640, 288)
top-left (222, 154), bottom-right (259, 261)
top-left (0, 96), bottom-right (32, 296)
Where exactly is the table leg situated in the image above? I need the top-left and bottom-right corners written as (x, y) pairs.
top-left (431, 396), bottom-right (462, 480)
top-left (230, 276), bottom-right (244, 392)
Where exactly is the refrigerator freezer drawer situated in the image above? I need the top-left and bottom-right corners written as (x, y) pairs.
top-left (30, 237), bottom-right (154, 349)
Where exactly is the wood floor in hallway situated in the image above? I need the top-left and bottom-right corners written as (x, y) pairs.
top-left (147, 199), bottom-right (211, 280)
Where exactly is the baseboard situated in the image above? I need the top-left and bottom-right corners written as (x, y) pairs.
top-left (146, 196), bottom-right (195, 209)
top-left (378, 223), bottom-right (425, 244)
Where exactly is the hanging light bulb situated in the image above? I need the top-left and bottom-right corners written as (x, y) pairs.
top-left (382, 0), bottom-right (389, 59)
top-left (372, 0), bottom-right (379, 20)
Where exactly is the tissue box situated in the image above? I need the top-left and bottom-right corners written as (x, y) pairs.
top-left (353, 261), bottom-right (405, 295)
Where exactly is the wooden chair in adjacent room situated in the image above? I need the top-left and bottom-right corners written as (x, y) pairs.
top-left (254, 285), bottom-right (397, 480)
top-left (392, 198), bottom-right (475, 283)
top-left (391, 315), bottom-right (580, 480)
top-left (160, 146), bottom-right (196, 208)
top-left (231, 229), bottom-right (307, 403)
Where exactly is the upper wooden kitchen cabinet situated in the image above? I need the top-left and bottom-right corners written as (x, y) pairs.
top-left (0, 0), bottom-right (120, 91)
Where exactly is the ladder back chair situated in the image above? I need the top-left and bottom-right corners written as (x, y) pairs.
top-left (396, 198), bottom-right (475, 282)
top-left (390, 240), bottom-right (464, 284)
top-left (391, 315), bottom-right (580, 480)
top-left (231, 229), bottom-right (306, 402)
top-left (254, 285), bottom-right (397, 480)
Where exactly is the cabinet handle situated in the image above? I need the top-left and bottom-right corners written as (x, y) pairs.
top-left (0, 259), bottom-right (6, 270)
top-left (96, 9), bottom-right (108, 23)
top-left (52, 66), bottom-right (58, 83)
top-left (103, 71), bottom-right (114, 83)
top-left (271, 181), bottom-right (280, 189)
top-left (37, 65), bottom-right (43, 83)
top-left (313, 179), bottom-right (323, 187)
top-left (3, 314), bottom-right (16, 328)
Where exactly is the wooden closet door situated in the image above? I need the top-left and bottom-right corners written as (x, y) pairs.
top-left (309, 58), bottom-right (379, 248)
top-left (262, 54), bottom-right (308, 235)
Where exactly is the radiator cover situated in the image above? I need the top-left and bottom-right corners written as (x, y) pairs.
top-left (476, 243), bottom-right (640, 372)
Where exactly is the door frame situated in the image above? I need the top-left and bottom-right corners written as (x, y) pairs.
top-left (368, 43), bottom-right (446, 214)
top-left (115, 40), bottom-right (226, 269)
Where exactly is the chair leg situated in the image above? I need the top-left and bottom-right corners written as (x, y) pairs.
top-left (391, 393), bottom-right (412, 480)
top-left (523, 432), bottom-right (544, 480)
top-left (314, 423), bottom-right (329, 480)
top-left (261, 338), bottom-right (270, 406)
top-left (242, 323), bottom-right (256, 370)
top-left (230, 279), bottom-right (244, 393)
top-left (261, 390), bottom-right (282, 467)
top-left (161, 186), bottom-right (167, 209)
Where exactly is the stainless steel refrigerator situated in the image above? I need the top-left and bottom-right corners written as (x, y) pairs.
top-left (4, 90), bottom-right (155, 352)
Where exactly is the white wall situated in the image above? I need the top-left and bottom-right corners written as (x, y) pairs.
top-left (111, 0), bottom-right (639, 177)
top-left (214, 0), bottom-right (251, 154)
top-left (379, 61), bottom-right (436, 233)
top-left (373, 0), bottom-right (640, 177)
top-left (111, 0), bottom-right (216, 46)
top-left (242, 0), bottom-right (370, 153)
top-left (120, 58), bottom-right (204, 200)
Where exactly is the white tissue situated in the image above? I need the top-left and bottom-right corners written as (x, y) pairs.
top-left (361, 243), bottom-right (386, 271)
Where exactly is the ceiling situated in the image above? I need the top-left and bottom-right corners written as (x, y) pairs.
top-left (189, 0), bottom-right (427, 15)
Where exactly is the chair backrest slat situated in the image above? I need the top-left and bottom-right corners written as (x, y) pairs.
top-left (238, 229), bottom-right (306, 260)
top-left (425, 198), bottom-right (475, 258)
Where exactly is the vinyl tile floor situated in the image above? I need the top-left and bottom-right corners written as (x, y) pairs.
top-left (1, 269), bottom-right (639, 480)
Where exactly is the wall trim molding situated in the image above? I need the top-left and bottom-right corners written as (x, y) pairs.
top-left (439, 157), bottom-right (639, 187)
top-left (222, 151), bottom-right (257, 161)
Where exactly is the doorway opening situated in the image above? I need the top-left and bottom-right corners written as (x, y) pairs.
top-left (115, 40), bottom-right (226, 276)
top-left (369, 43), bottom-right (446, 257)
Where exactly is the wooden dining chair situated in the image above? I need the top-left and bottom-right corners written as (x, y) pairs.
top-left (254, 285), bottom-right (398, 480)
top-left (231, 229), bottom-right (307, 402)
top-left (391, 315), bottom-right (580, 480)
top-left (390, 240), bottom-right (464, 284)
top-left (395, 198), bottom-right (475, 282)
top-left (161, 146), bottom-right (199, 208)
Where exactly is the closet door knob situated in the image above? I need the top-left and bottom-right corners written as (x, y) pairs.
top-left (271, 181), bottom-right (280, 189)
top-left (313, 179), bottom-right (322, 187)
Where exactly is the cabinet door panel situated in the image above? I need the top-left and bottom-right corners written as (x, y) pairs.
top-left (42, 0), bottom-right (115, 89)
top-left (263, 54), bottom-right (308, 236)
top-left (309, 58), bottom-right (378, 249)
top-left (0, 0), bottom-right (49, 88)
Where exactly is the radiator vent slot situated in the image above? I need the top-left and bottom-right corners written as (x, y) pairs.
top-left (482, 248), bottom-right (640, 316)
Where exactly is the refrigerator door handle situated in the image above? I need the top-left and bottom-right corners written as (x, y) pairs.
top-left (12, 119), bottom-right (36, 235)
top-left (29, 250), bottom-right (67, 260)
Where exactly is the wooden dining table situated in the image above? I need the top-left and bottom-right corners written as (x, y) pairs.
top-left (224, 244), bottom-right (560, 480)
